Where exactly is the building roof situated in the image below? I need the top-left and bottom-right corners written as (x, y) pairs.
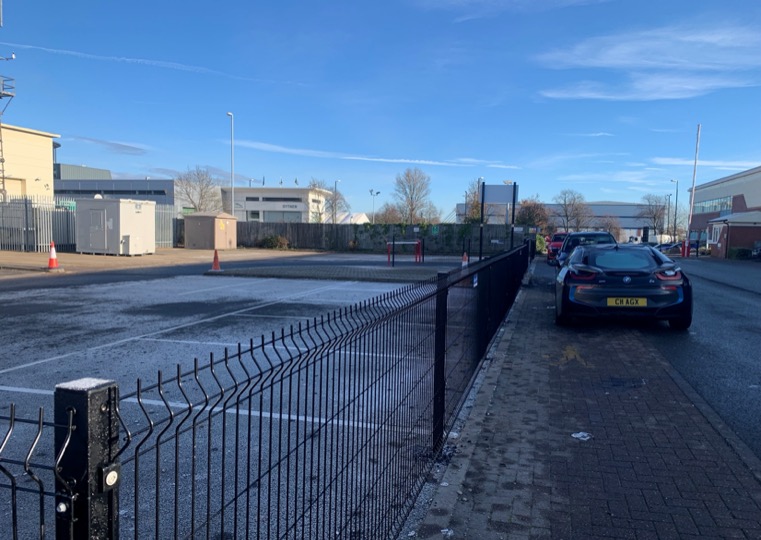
top-left (708, 210), bottom-right (761, 225)
top-left (694, 164), bottom-right (761, 192)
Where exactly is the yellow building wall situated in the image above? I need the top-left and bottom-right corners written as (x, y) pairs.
top-left (1, 123), bottom-right (60, 199)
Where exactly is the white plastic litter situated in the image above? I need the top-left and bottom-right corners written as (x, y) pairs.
top-left (571, 432), bottom-right (592, 441)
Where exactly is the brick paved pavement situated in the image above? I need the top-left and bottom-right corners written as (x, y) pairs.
top-left (413, 264), bottom-right (761, 540)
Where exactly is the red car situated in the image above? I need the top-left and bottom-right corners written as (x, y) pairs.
top-left (546, 232), bottom-right (568, 265)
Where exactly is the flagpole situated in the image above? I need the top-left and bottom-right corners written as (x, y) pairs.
top-left (687, 124), bottom-right (701, 255)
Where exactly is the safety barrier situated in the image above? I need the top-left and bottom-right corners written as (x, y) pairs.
top-left (0, 242), bottom-right (532, 539)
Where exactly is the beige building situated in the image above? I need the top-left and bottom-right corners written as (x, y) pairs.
top-left (0, 123), bottom-right (60, 201)
top-left (223, 186), bottom-right (333, 223)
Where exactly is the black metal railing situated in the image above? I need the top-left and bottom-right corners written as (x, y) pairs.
top-left (1, 243), bottom-right (532, 539)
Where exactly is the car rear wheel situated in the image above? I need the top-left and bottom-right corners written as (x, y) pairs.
top-left (555, 295), bottom-right (570, 326)
top-left (668, 314), bottom-right (692, 331)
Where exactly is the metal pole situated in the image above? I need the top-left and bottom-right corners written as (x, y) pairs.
top-left (672, 179), bottom-right (678, 240)
top-left (478, 180), bottom-right (485, 261)
top-left (226, 112), bottom-right (234, 218)
top-left (432, 272), bottom-right (449, 452)
top-left (510, 182), bottom-right (517, 249)
top-left (55, 379), bottom-right (121, 540)
top-left (666, 193), bottom-right (671, 240)
top-left (688, 124), bottom-right (701, 257)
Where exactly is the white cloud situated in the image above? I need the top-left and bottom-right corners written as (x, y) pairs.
top-left (569, 132), bottom-right (614, 137)
top-left (651, 157), bottom-right (761, 169)
top-left (537, 23), bottom-right (761, 100)
top-left (540, 72), bottom-right (754, 101)
top-left (0, 42), bottom-right (300, 85)
top-left (239, 140), bottom-right (518, 168)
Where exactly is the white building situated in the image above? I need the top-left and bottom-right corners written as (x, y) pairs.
top-left (222, 186), bottom-right (332, 223)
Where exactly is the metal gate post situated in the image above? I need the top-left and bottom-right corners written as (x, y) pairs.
top-left (432, 272), bottom-right (449, 452)
top-left (54, 379), bottom-right (120, 540)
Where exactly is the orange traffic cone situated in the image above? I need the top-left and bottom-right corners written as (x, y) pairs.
top-left (461, 251), bottom-right (468, 268)
top-left (47, 241), bottom-right (62, 272)
top-left (210, 249), bottom-right (222, 272)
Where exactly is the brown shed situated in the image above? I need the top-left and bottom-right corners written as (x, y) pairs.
top-left (184, 212), bottom-right (237, 250)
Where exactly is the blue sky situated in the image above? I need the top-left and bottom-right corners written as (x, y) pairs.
top-left (1, 0), bottom-right (760, 219)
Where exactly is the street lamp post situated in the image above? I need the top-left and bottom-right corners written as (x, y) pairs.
top-left (226, 112), bottom-right (235, 218)
top-left (333, 179), bottom-right (341, 224)
top-left (666, 193), bottom-right (672, 240)
top-left (369, 189), bottom-right (380, 224)
top-left (671, 179), bottom-right (678, 240)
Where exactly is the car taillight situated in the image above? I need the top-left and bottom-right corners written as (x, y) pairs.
top-left (569, 268), bottom-right (597, 280)
top-left (656, 269), bottom-right (682, 281)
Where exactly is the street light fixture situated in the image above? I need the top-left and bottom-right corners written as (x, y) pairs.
top-left (671, 179), bottom-right (678, 240)
top-left (369, 189), bottom-right (380, 224)
top-left (226, 112), bottom-right (234, 217)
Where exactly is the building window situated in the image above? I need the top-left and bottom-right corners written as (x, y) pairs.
top-left (245, 196), bottom-right (260, 202)
top-left (262, 197), bottom-right (302, 202)
top-left (694, 196), bottom-right (732, 215)
top-left (248, 211), bottom-right (260, 220)
top-left (710, 225), bottom-right (722, 244)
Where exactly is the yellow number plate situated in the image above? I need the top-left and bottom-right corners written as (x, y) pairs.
top-left (607, 297), bottom-right (647, 307)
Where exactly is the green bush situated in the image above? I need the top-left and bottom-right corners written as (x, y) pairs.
top-left (259, 235), bottom-right (289, 249)
top-left (535, 234), bottom-right (547, 254)
top-left (729, 247), bottom-right (752, 259)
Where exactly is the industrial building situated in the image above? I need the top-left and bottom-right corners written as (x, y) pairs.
top-left (689, 165), bottom-right (761, 258)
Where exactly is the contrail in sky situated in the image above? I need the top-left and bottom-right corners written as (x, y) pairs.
top-left (0, 41), bottom-right (300, 84)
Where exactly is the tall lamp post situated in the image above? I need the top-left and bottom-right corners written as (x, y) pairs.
top-left (671, 179), bottom-right (678, 240)
top-left (333, 179), bottom-right (341, 224)
top-left (665, 193), bottom-right (671, 240)
top-left (369, 189), bottom-right (380, 224)
top-left (226, 112), bottom-right (235, 218)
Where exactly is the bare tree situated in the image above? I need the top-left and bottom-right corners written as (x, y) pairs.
top-left (552, 189), bottom-right (593, 231)
top-left (596, 215), bottom-right (622, 241)
top-left (637, 194), bottom-right (668, 237)
top-left (309, 178), bottom-right (349, 223)
top-left (373, 203), bottom-right (403, 224)
top-left (393, 168), bottom-right (438, 224)
top-left (515, 196), bottom-right (549, 231)
top-left (174, 166), bottom-right (222, 213)
top-left (462, 178), bottom-right (482, 224)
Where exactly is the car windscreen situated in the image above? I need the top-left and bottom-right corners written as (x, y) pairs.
top-left (588, 250), bottom-right (658, 270)
top-left (563, 234), bottom-right (614, 252)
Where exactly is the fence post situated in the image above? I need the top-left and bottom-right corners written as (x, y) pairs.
top-left (432, 272), bottom-right (449, 452)
top-left (54, 379), bottom-right (120, 540)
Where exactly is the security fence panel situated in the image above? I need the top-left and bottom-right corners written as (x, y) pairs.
top-left (1, 243), bottom-right (532, 539)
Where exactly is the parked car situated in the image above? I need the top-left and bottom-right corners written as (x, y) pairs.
top-left (546, 232), bottom-right (568, 265)
top-left (555, 231), bottom-right (617, 267)
top-left (554, 244), bottom-right (693, 330)
top-left (654, 242), bottom-right (681, 254)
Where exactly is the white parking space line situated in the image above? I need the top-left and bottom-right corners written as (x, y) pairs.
top-left (236, 313), bottom-right (311, 321)
top-left (0, 281), bottom-right (355, 376)
top-left (176, 278), bottom-right (277, 295)
top-left (0, 385), bottom-right (53, 396)
top-left (140, 338), bottom-right (236, 347)
top-left (125, 397), bottom-right (382, 430)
